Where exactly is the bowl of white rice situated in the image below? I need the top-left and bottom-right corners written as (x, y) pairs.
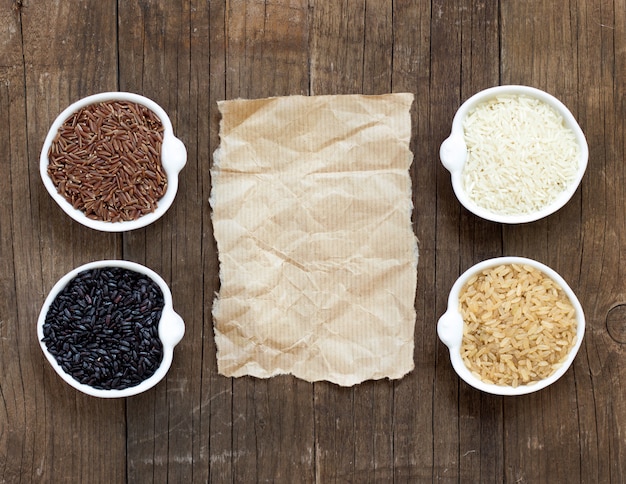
top-left (440, 85), bottom-right (588, 223)
top-left (437, 257), bottom-right (585, 396)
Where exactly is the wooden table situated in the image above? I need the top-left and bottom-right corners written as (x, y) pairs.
top-left (1, 1), bottom-right (622, 482)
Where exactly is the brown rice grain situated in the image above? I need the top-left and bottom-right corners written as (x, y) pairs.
top-left (459, 263), bottom-right (577, 387)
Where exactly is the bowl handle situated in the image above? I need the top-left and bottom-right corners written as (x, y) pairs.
top-left (162, 134), bottom-right (187, 174)
top-left (437, 308), bottom-right (464, 349)
top-left (439, 134), bottom-right (467, 173)
top-left (159, 308), bottom-right (185, 347)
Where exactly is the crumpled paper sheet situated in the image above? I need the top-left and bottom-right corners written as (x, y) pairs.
top-left (210, 93), bottom-right (418, 386)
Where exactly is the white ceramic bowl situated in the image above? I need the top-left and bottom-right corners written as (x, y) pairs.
top-left (37, 260), bottom-right (185, 398)
top-left (437, 256), bottom-right (585, 396)
top-left (440, 85), bottom-right (588, 224)
top-left (40, 92), bottom-right (187, 232)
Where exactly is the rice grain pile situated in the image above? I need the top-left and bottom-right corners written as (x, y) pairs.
top-left (41, 267), bottom-right (165, 390)
top-left (462, 94), bottom-right (580, 215)
top-left (459, 263), bottom-right (577, 387)
top-left (47, 100), bottom-right (167, 222)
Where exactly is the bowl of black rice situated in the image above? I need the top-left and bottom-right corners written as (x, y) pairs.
top-left (37, 260), bottom-right (185, 398)
top-left (40, 92), bottom-right (187, 232)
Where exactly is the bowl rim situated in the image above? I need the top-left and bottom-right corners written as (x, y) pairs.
top-left (437, 256), bottom-right (586, 396)
top-left (39, 91), bottom-right (187, 232)
top-left (37, 259), bottom-right (185, 398)
top-left (440, 85), bottom-right (589, 224)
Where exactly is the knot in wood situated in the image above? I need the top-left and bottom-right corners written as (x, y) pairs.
top-left (606, 304), bottom-right (626, 343)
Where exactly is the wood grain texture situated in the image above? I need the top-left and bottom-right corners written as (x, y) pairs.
top-left (1, 1), bottom-right (124, 483)
top-left (1, 0), bottom-right (625, 482)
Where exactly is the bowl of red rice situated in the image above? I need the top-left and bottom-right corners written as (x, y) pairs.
top-left (40, 92), bottom-right (187, 232)
top-left (437, 256), bottom-right (585, 395)
top-left (439, 85), bottom-right (588, 224)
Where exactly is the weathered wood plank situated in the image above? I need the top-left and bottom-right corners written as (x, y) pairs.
top-left (497, 1), bottom-right (626, 483)
top-left (1, 1), bottom-right (124, 483)
top-left (429, 0), bottom-right (469, 481)
top-left (574, 0), bottom-right (626, 482)
top-left (117, 2), bottom-right (204, 482)
top-left (454, 2), bottom-right (503, 483)
top-left (309, 3), bottom-right (372, 482)
top-left (390, 1), bottom-right (435, 481)
top-left (310, 0), bottom-right (366, 95)
top-left (214, 1), bottom-right (316, 482)
top-left (201, 0), bottom-right (235, 482)
top-left (0, 4), bottom-right (40, 483)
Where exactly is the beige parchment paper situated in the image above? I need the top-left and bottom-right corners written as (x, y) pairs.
top-left (210, 93), bottom-right (418, 386)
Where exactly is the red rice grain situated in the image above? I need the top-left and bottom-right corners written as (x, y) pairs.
top-left (47, 100), bottom-right (167, 222)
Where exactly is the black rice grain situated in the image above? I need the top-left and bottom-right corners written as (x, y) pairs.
top-left (42, 267), bottom-right (165, 391)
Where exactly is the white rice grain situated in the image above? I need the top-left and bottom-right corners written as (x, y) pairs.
top-left (462, 95), bottom-right (579, 215)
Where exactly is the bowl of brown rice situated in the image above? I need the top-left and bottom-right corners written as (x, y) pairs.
top-left (439, 85), bottom-right (588, 224)
top-left (40, 92), bottom-right (187, 232)
top-left (437, 257), bottom-right (585, 395)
